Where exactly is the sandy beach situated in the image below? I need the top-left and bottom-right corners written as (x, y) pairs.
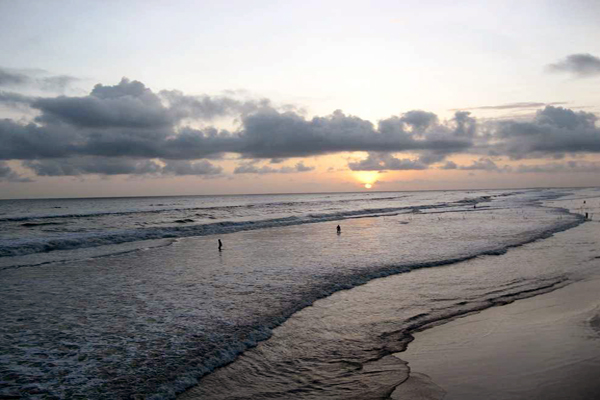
top-left (399, 274), bottom-right (600, 400)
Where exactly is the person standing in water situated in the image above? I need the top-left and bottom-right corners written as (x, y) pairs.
top-left (337, 225), bottom-right (341, 234)
top-left (218, 239), bottom-right (223, 251)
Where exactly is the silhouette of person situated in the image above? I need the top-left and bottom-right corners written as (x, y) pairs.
top-left (218, 239), bottom-right (223, 251)
top-left (337, 225), bottom-right (341, 234)
top-left (585, 212), bottom-right (589, 220)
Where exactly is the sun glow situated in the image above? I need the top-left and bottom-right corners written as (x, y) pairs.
top-left (353, 171), bottom-right (378, 189)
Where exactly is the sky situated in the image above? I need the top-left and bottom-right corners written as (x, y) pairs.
top-left (1, 0), bottom-right (600, 198)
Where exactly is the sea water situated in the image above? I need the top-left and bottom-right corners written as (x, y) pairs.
top-left (0, 188), bottom-right (598, 398)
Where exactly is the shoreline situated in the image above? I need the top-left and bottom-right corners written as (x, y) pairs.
top-left (177, 215), bottom-right (598, 399)
top-left (397, 274), bottom-right (600, 399)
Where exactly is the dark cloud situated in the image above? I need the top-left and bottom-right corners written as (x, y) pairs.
top-left (0, 91), bottom-right (34, 108)
top-left (2, 75), bottom-right (600, 179)
top-left (457, 158), bottom-right (503, 171)
top-left (161, 160), bottom-right (222, 176)
top-left (237, 109), bottom-right (472, 159)
top-left (0, 69), bottom-right (30, 87)
top-left (234, 160), bottom-right (314, 174)
top-left (548, 53), bottom-right (600, 77)
top-left (0, 67), bottom-right (79, 91)
top-left (492, 106), bottom-right (600, 158)
top-left (516, 161), bottom-right (600, 174)
top-left (23, 158), bottom-right (163, 176)
top-left (22, 157), bottom-right (222, 177)
top-left (440, 161), bottom-right (458, 170)
top-left (439, 158), bottom-right (510, 172)
top-left (0, 161), bottom-right (31, 182)
top-left (32, 78), bottom-right (174, 128)
top-left (160, 90), bottom-right (268, 121)
top-left (348, 152), bottom-right (428, 171)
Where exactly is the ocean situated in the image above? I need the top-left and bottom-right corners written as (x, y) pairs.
top-left (1, 188), bottom-right (599, 399)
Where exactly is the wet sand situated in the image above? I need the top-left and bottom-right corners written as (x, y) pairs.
top-left (399, 275), bottom-right (600, 400)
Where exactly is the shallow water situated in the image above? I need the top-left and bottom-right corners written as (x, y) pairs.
top-left (181, 193), bottom-right (600, 399)
top-left (0, 188), bottom-right (597, 399)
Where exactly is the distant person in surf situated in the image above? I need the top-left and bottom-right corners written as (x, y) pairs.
top-left (218, 239), bottom-right (223, 251)
top-left (337, 225), bottom-right (341, 234)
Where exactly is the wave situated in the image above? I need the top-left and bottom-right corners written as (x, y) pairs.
top-left (0, 194), bottom-right (411, 223)
top-left (21, 222), bottom-right (66, 227)
top-left (0, 200), bottom-right (488, 258)
top-left (151, 208), bottom-right (583, 399)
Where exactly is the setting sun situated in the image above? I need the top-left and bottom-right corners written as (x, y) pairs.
top-left (353, 171), bottom-right (379, 187)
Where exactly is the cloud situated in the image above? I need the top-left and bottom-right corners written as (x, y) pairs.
top-left (457, 158), bottom-right (502, 171)
top-left (492, 106), bottom-right (600, 158)
top-left (516, 161), bottom-right (600, 174)
top-left (22, 157), bottom-right (222, 177)
top-left (440, 158), bottom-right (507, 172)
top-left (0, 161), bottom-right (32, 182)
top-left (161, 160), bottom-right (222, 176)
top-left (236, 109), bottom-right (472, 159)
top-left (0, 69), bottom-right (30, 87)
top-left (234, 160), bottom-right (314, 174)
top-left (38, 75), bottom-right (80, 92)
top-left (0, 67), bottom-right (79, 91)
top-left (0, 91), bottom-right (34, 108)
top-left (348, 152), bottom-right (428, 171)
top-left (160, 90), bottom-right (268, 121)
top-left (32, 78), bottom-right (175, 128)
top-left (440, 161), bottom-right (458, 169)
top-left (450, 102), bottom-right (567, 111)
top-left (547, 53), bottom-right (600, 77)
top-left (23, 157), bottom-right (163, 176)
top-left (2, 75), bottom-right (600, 179)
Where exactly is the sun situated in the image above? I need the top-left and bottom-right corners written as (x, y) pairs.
top-left (353, 171), bottom-right (378, 188)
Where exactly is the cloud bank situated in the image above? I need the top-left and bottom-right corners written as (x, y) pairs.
top-left (1, 74), bottom-right (599, 180)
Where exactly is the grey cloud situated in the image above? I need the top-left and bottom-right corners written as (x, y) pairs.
top-left (458, 158), bottom-right (502, 171)
top-left (440, 161), bottom-right (458, 170)
top-left (237, 109), bottom-right (472, 159)
top-left (516, 161), bottom-right (600, 174)
top-left (294, 161), bottom-right (314, 172)
top-left (39, 75), bottom-right (80, 92)
top-left (160, 90), bottom-right (268, 121)
top-left (492, 106), bottom-right (600, 158)
top-left (0, 79), bottom-right (475, 163)
top-left (0, 69), bottom-right (30, 87)
top-left (440, 158), bottom-right (508, 172)
top-left (399, 110), bottom-right (438, 131)
top-left (0, 67), bottom-right (79, 91)
top-left (548, 53), bottom-right (600, 77)
top-left (0, 161), bottom-right (32, 182)
top-left (234, 161), bottom-right (314, 174)
top-left (162, 160), bottom-right (222, 176)
top-left (3, 76), bottom-right (600, 179)
top-left (23, 157), bottom-right (163, 176)
top-left (0, 91), bottom-right (34, 108)
top-left (32, 78), bottom-right (174, 128)
top-left (22, 157), bottom-right (222, 177)
top-left (348, 152), bottom-right (428, 171)
top-left (450, 102), bottom-right (567, 111)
